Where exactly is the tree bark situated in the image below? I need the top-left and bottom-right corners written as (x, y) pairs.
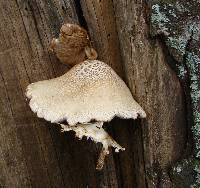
top-left (0, 0), bottom-right (188, 188)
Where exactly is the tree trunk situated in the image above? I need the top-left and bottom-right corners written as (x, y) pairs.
top-left (0, 0), bottom-right (188, 188)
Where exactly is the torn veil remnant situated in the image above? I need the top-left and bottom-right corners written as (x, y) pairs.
top-left (26, 23), bottom-right (146, 170)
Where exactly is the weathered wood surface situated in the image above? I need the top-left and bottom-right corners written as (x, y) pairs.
top-left (81, 1), bottom-right (146, 187)
top-left (112, 1), bottom-right (187, 187)
top-left (0, 0), bottom-right (187, 188)
top-left (82, 0), bottom-right (187, 187)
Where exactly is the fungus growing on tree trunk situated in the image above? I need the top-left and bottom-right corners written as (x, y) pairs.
top-left (49, 23), bottom-right (97, 65)
top-left (26, 23), bottom-right (146, 170)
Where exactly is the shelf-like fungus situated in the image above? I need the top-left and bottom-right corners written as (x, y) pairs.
top-left (26, 23), bottom-right (146, 170)
top-left (26, 60), bottom-right (146, 169)
top-left (49, 23), bottom-right (97, 65)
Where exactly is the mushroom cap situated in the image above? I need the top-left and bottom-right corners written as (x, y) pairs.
top-left (26, 60), bottom-right (146, 125)
top-left (49, 23), bottom-right (97, 65)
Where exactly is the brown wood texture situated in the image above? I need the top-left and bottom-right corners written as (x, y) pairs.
top-left (0, 0), bottom-right (187, 188)
top-left (112, 1), bottom-right (187, 187)
top-left (81, 0), bottom-right (187, 187)
top-left (81, 1), bottom-right (146, 187)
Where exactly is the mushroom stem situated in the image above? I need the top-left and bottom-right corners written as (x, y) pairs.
top-left (96, 147), bottom-right (109, 170)
top-left (59, 122), bottom-right (125, 170)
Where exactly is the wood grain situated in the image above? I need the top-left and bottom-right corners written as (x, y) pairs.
top-left (0, 0), bottom-right (98, 187)
top-left (81, 1), bottom-right (146, 187)
top-left (113, 0), bottom-right (187, 187)
top-left (0, 0), bottom-right (187, 188)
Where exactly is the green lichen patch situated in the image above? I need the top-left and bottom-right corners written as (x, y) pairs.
top-left (150, 0), bottom-right (200, 186)
top-left (166, 35), bottom-right (190, 62)
top-left (150, 0), bottom-right (200, 63)
top-left (186, 52), bottom-right (200, 160)
top-left (151, 3), bottom-right (170, 36)
top-left (170, 158), bottom-right (200, 188)
top-left (177, 64), bottom-right (187, 79)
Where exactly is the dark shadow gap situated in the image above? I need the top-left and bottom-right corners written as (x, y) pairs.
top-left (74, 0), bottom-right (88, 30)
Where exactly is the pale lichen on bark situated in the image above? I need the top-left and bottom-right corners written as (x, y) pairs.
top-left (150, 0), bottom-right (200, 187)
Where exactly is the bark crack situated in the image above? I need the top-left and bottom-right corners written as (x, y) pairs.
top-left (74, 0), bottom-right (88, 30)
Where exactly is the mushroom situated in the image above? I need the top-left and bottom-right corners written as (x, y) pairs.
top-left (49, 23), bottom-right (97, 65)
top-left (27, 23), bottom-right (146, 169)
top-left (26, 60), bottom-right (146, 170)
